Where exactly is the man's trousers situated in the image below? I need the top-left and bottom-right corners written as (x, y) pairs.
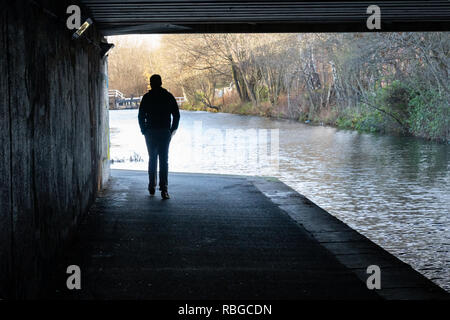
top-left (144, 128), bottom-right (172, 191)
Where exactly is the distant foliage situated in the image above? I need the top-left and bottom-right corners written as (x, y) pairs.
top-left (107, 32), bottom-right (449, 142)
top-left (408, 88), bottom-right (449, 141)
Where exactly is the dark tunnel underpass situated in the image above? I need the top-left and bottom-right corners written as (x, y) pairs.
top-left (0, 0), bottom-right (449, 299)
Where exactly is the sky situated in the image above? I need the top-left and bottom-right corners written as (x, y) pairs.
top-left (107, 34), bottom-right (161, 50)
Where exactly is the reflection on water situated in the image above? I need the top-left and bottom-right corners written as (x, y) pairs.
top-left (110, 109), bottom-right (450, 291)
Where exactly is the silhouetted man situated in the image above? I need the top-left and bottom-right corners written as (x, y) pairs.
top-left (138, 74), bottom-right (180, 199)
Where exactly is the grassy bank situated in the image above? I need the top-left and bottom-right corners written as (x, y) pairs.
top-left (182, 81), bottom-right (449, 144)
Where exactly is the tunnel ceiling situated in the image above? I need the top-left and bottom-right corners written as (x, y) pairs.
top-left (79, 0), bottom-right (450, 35)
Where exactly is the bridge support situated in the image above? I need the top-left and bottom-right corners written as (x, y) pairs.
top-left (0, 1), bottom-right (109, 298)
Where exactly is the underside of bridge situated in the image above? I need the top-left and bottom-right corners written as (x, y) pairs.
top-left (80, 0), bottom-right (450, 34)
top-left (0, 0), bottom-right (449, 298)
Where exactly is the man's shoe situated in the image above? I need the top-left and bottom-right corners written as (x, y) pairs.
top-left (161, 190), bottom-right (170, 199)
top-left (148, 186), bottom-right (155, 196)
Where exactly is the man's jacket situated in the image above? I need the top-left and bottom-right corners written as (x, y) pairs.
top-left (138, 87), bottom-right (180, 134)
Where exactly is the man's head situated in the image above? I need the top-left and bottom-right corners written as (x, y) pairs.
top-left (150, 74), bottom-right (162, 89)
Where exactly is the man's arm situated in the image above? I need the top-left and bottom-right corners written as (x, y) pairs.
top-left (169, 94), bottom-right (180, 133)
top-left (138, 95), bottom-right (148, 134)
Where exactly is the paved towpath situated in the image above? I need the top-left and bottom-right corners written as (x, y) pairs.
top-left (51, 169), bottom-right (448, 300)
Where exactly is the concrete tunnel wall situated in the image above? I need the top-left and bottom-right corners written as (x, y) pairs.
top-left (0, 1), bottom-right (110, 298)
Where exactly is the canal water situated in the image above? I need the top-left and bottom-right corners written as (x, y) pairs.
top-left (110, 109), bottom-right (449, 291)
